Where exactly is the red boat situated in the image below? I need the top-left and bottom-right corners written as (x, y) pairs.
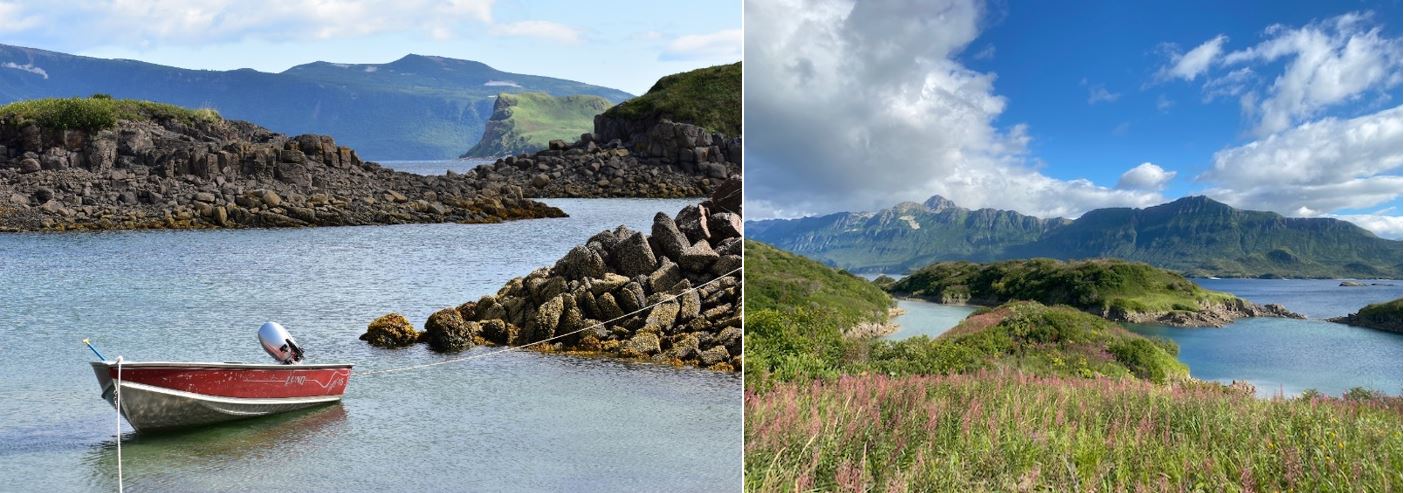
top-left (89, 322), bottom-right (353, 432)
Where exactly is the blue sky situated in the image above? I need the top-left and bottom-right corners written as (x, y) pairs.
top-left (0, 1), bottom-right (740, 95)
top-left (746, 0), bottom-right (1404, 238)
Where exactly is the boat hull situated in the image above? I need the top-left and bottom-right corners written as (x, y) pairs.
top-left (91, 361), bottom-right (353, 432)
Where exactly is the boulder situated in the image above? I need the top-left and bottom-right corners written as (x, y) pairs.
top-left (611, 231), bottom-right (658, 277)
top-left (525, 294), bottom-right (568, 342)
top-left (642, 301), bottom-right (680, 333)
top-left (699, 345), bottom-right (730, 366)
top-left (708, 213), bottom-right (742, 240)
top-left (423, 307), bottom-right (479, 353)
top-left (675, 204), bottom-right (710, 242)
top-left (360, 313), bottom-right (420, 348)
top-left (678, 240), bottom-right (720, 273)
top-left (648, 259), bottom-right (683, 294)
top-left (650, 212), bottom-right (690, 260)
top-left (553, 245), bottom-right (607, 281)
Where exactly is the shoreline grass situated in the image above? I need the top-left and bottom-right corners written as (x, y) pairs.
top-left (745, 371), bottom-right (1402, 492)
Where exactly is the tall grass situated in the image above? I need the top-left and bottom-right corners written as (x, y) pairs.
top-left (745, 371), bottom-right (1402, 492)
top-left (0, 95), bottom-right (221, 130)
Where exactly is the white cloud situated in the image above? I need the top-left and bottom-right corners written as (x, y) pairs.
top-left (489, 20), bottom-right (581, 44)
top-left (1199, 105), bottom-right (1403, 236)
top-left (1156, 34), bottom-right (1227, 81)
top-left (0, 1), bottom-right (40, 33)
top-left (1325, 213), bottom-right (1403, 240)
top-left (661, 29), bottom-right (741, 61)
top-left (1230, 13), bottom-right (1401, 136)
top-left (1, 61), bottom-right (46, 78)
top-left (1087, 85), bottom-right (1119, 104)
top-left (1165, 12), bottom-right (1402, 136)
top-left (1117, 162), bottom-right (1176, 191)
top-left (746, 0), bottom-right (1163, 220)
top-left (1155, 94), bottom-right (1174, 111)
top-left (0, 0), bottom-right (498, 44)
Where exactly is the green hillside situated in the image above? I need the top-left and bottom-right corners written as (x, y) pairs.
top-left (747, 195), bottom-right (1402, 279)
top-left (460, 92), bottom-right (611, 158)
top-left (888, 258), bottom-right (1237, 316)
top-left (601, 62), bottom-right (741, 136)
top-left (744, 240), bottom-right (892, 330)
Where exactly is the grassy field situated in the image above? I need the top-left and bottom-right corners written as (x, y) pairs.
top-left (602, 62), bottom-right (741, 136)
top-left (889, 258), bottom-right (1238, 315)
top-left (746, 372), bottom-right (1402, 492)
top-left (0, 95), bottom-right (220, 130)
top-left (498, 92), bottom-right (610, 147)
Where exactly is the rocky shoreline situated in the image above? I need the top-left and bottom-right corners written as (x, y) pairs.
top-left (0, 104), bottom-right (739, 232)
top-left (1099, 298), bottom-right (1303, 328)
top-left (465, 118), bottom-right (740, 199)
top-left (1328, 298), bottom-right (1402, 333)
top-left (362, 178), bottom-right (743, 371)
top-left (0, 115), bottom-right (566, 232)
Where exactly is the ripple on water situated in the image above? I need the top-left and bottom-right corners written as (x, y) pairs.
top-left (0, 198), bottom-right (741, 493)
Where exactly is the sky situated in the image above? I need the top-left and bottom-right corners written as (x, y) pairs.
top-left (0, 0), bottom-right (741, 95)
top-left (745, 0), bottom-right (1404, 239)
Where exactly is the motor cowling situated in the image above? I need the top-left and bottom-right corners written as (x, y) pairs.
top-left (258, 321), bottom-right (304, 364)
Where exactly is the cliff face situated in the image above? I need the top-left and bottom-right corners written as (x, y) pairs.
top-left (460, 92), bottom-right (611, 159)
top-left (0, 101), bottom-right (564, 231)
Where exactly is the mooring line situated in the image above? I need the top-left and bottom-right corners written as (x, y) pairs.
top-left (360, 266), bottom-right (742, 377)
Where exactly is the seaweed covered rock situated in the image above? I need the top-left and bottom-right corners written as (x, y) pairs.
top-left (365, 178), bottom-right (745, 371)
top-left (423, 307), bottom-right (481, 353)
top-left (361, 313), bottom-right (420, 348)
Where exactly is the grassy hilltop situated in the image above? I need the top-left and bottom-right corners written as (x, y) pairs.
top-left (600, 62), bottom-right (741, 136)
top-left (460, 92), bottom-right (611, 158)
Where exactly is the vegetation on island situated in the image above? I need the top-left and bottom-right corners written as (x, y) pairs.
top-left (601, 62), bottom-right (741, 136)
top-left (888, 258), bottom-right (1237, 315)
top-left (0, 95), bottom-right (221, 131)
top-left (743, 243), bottom-right (1402, 491)
top-left (460, 92), bottom-right (611, 158)
top-left (1330, 298), bottom-right (1403, 333)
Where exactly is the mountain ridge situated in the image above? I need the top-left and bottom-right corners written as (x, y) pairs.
top-left (747, 195), bottom-right (1403, 279)
top-left (0, 44), bottom-right (632, 159)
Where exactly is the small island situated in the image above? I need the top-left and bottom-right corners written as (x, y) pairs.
top-left (1329, 298), bottom-right (1402, 333)
top-left (887, 258), bottom-right (1302, 327)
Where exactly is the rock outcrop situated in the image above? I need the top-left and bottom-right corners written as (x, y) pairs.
top-left (1101, 298), bottom-right (1304, 328)
top-left (464, 118), bottom-right (740, 199)
top-left (0, 115), bottom-right (565, 232)
top-left (366, 178), bottom-right (744, 371)
top-left (1328, 298), bottom-right (1402, 333)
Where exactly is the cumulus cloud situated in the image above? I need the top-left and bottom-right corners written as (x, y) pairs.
top-left (1199, 105), bottom-right (1403, 236)
top-left (1157, 12), bottom-right (1401, 136)
top-left (1117, 163), bottom-right (1176, 191)
top-left (746, 0), bottom-right (1162, 219)
top-left (1325, 213), bottom-right (1403, 240)
top-left (661, 29), bottom-right (741, 61)
top-left (1227, 12), bottom-right (1402, 136)
top-left (1086, 85), bottom-right (1120, 104)
top-left (489, 20), bottom-right (581, 44)
top-left (1156, 34), bottom-right (1226, 81)
top-left (0, 0), bottom-right (513, 44)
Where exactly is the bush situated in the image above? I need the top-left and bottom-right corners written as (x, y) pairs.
top-left (0, 96), bottom-right (222, 131)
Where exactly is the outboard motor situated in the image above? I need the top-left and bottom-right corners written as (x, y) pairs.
top-left (258, 321), bottom-right (304, 365)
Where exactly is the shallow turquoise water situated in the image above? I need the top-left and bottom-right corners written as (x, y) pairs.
top-left (886, 299), bottom-right (976, 339)
top-left (0, 198), bottom-right (741, 492)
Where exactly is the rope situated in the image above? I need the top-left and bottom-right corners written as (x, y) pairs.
top-left (115, 356), bottom-right (124, 493)
top-left (361, 266), bottom-right (742, 377)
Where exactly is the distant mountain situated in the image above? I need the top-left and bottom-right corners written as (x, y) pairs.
top-left (747, 195), bottom-right (1403, 279)
top-left (746, 195), bottom-right (1068, 273)
top-left (0, 44), bottom-right (632, 159)
top-left (460, 92), bottom-right (611, 158)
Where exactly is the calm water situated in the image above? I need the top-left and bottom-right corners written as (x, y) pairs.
top-left (380, 159), bottom-right (491, 176)
top-left (1127, 278), bottom-right (1402, 397)
top-left (886, 299), bottom-right (976, 340)
top-left (0, 198), bottom-right (742, 492)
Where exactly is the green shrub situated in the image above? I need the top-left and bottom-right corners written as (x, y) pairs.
top-left (0, 96), bottom-right (222, 131)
